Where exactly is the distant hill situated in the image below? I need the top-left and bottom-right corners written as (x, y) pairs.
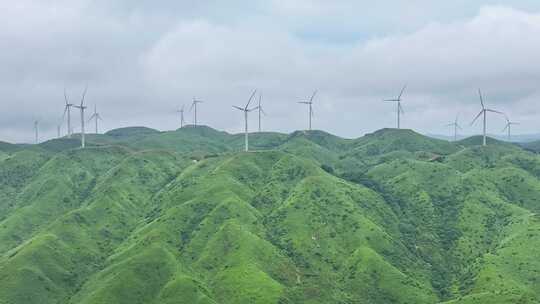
top-left (104, 126), bottom-right (160, 138)
top-left (457, 135), bottom-right (514, 147)
top-left (428, 133), bottom-right (540, 143)
top-left (0, 141), bottom-right (23, 153)
top-left (1, 126), bottom-right (540, 304)
top-left (521, 140), bottom-right (540, 153)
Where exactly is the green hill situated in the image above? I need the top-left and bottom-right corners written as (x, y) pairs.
top-left (105, 126), bottom-right (161, 138)
top-left (521, 140), bottom-right (540, 153)
top-left (1, 126), bottom-right (540, 304)
top-left (458, 135), bottom-right (513, 148)
top-left (0, 141), bottom-right (22, 153)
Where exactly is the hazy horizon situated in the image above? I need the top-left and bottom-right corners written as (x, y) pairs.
top-left (4, 123), bottom-right (540, 145)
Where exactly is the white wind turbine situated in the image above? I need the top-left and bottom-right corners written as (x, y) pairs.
top-left (190, 98), bottom-right (203, 126)
top-left (63, 88), bottom-right (74, 138)
top-left (502, 115), bottom-right (519, 142)
top-left (471, 89), bottom-right (504, 146)
top-left (87, 105), bottom-right (103, 134)
top-left (298, 90), bottom-right (317, 131)
top-left (73, 85), bottom-right (88, 148)
top-left (233, 90), bottom-right (258, 152)
top-left (446, 114), bottom-right (462, 142)
top-left (384, 85), bottom-right (406, 129)
top-left (257, 93), bottom-right (266, 132)
top-left (34, 120), bottom-right (39, 144)
top-left (177, 105), bottom-right (186, 128)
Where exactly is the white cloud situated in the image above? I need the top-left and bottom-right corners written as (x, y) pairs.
top-left (1, 2), bottom-right (540, 142)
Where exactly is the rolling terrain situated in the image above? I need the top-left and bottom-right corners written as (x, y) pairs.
top-left (1, 126), bottom-right (540, 304)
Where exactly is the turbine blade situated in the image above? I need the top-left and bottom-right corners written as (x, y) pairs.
top-left (80, 84), bottom-right (88, 106)
top-left (64, 87), bottom-right (69, 105)
top-left (478, 89), bottom-right (485, 109)
top-left (398, 85), bottom-right (407, 100)
top-left (384, 99), bottom-right (399, 102)
top-left (310, 90), bottom-right (318, 102)
top-left (61, 106), bottom-right (68, 122)
top-left (471, 110), bottom-right (483, 125)
top-left (298, 101), bottom-right (310, 104)
top-left (245, 89), bottom-right (257, 109)
top-left (248, 106), bottom-right (260, 112)
top-left (399, 103), bottom-right (405, 114)
top-left (260, 107), bottom-right (267, 116)
top-left (232, 105), bottom-right (244, 111)
top-left (502, 124), bottom-right (509, 132)
top-left (486, 109), bottom-right (503, 114)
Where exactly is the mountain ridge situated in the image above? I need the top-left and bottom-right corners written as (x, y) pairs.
top-left (1, 126), bottom-right (539, 303)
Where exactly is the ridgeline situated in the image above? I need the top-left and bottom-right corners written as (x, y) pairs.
top-left (1, 126), bottom-right (539, 304)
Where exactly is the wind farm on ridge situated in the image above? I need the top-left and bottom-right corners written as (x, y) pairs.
top-left (38, 84), bottom-right (523, 150)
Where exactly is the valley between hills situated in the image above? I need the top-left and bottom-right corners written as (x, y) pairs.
top-left (1, 126), bottom-right (540, 304)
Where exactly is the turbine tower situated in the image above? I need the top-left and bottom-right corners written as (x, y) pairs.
top-left (88, 105), bottom-right (103, 134)
top-left (446, 114), bottom-right (462, 142)
top-left (384, 85), bottom-right (406, 129)
top-left (502, 115), bottom-right (519, 141)
top-left (190, 98), bottom-right (203, 126)
top-left (257, 93), bottom-right (266, 132)
top-left (471, 89), bottom-right (503, 146)
top-left (298, 90), bottom-right (317, 131)
top-left (73, 85), bottom-right (88, 148)
top-left (63, 88), bottom-right (74, 138)
top-left (233, 90), bottom-right (258, 152)
top-left (34, 120), bottom-right (39, 144)
top-left (177, 105), bottom-right (186, 128)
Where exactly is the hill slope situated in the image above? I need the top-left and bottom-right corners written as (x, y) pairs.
top-left (1, 126), bottom-right (540, 304)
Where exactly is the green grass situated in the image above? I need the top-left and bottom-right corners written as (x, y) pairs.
top-left (1, 126), bottom-right (540, 303)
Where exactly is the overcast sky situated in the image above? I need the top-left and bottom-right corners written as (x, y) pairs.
top-left (2, 1), bottom-right (540, 143)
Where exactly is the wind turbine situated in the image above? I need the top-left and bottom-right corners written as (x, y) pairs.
top-left (190, 98), bottom-right (203, 126)
top-left (257, 93), bottom-right (266, 132)
top-left (63, 88), bottom-right (74, 138)
top-left (446, 114), bottom-right (462, 142)
top-left (88, 105), bottom-right (103, 134)
top-left (298, 90), bottom-right (317, 131)
top-left (177, 105), bottom-right (186, 128)
top-left (384, 85), bottom-right (406, 129)
top-left (73, 85), bottom-right (88, 148)
top-left (33, 120), bottom-right (39, 144)
top-left (502, 115), bottom-right (519, 141)
top-left (471, 89), bottom-right (504, 146)
top-left (233, 90), bottom-right (258, 152)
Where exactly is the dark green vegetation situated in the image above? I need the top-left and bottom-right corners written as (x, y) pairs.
top-left (1, 125), bottom-right (540, 304)
top-left (521, 140), bottom-right (540, 153)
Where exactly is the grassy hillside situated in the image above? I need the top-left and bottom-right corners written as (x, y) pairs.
top-left (521, 140), bottom-right (540, 153)
top-left (1, 126), bottom-right (540, 304)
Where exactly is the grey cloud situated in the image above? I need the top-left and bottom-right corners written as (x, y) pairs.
top-left (1, 2), bottom-right (539, 143)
